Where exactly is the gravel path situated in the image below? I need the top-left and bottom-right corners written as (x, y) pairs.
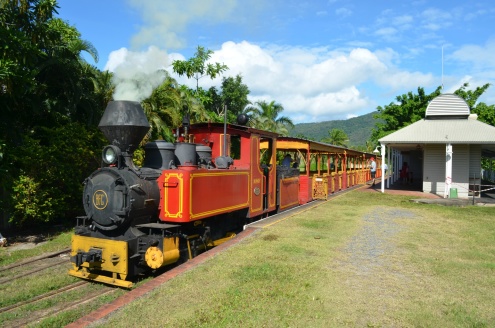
top-left (331, 207), bottom-right (422, 325)
top-left (342, 207), bottom-right (417, 275)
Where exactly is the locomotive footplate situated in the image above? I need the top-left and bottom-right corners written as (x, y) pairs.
top-left (69, 235), bottom-right (132, 288)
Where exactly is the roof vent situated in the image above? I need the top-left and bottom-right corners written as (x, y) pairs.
top-left (425, 93), bottom-right (470, 119)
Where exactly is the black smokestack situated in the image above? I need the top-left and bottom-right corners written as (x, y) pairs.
top-left (98, 101), bottom-right (150, 153)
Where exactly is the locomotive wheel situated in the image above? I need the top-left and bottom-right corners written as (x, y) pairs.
top-left (145, 247), bottom-right (164, 269)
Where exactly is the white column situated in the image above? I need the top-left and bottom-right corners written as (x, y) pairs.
top-left (444, 143), bottom-right (453, 198)
top-left (387, 147), bottom-right (391, 189)
top-left (380, 143), bottom-right (385, 193)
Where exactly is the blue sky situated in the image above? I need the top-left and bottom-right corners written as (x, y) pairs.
top-left (57, 0), bottom-right (495, 123)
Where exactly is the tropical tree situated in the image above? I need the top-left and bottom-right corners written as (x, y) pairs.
top-left (0, 0), bottom-right (106, 227)
top-left (205, 74), bottom-right (251, 123)
top-left (177, 84), bottom-right (211, 124)
top-left (248, 100), bottom-right (294, 135)
top-left (321, 128), bottom-right (349, 147)
top-left (454, 83), bottom-right (495, 126)
top-left (140, 74), bottom-right (213, 144)
top-left (91, 70), bottom-right (115, 110)
top-left (141, 75), bottom-right (183, 142)
top-left (171, 46), bottom-right (230, 125)
top-left (369, 86), bottom-right (442, 144)
top-left (172, 46), bottom-right (228, 92)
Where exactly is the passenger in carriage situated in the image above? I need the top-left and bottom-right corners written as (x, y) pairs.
top-left (282, 154), bottom-right (292, 167)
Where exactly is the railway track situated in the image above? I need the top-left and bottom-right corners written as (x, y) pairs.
top-left (0, 247), bottom-right (71, 272)
top-left (0, 281), bottom-right (88, 314)
top-left (2, 282), bottom-right (116, 328)
top-left (0, 248), bottom-right (70, 285)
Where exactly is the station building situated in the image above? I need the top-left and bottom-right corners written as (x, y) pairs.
top-left (376, 93), bottom-right (495, 198)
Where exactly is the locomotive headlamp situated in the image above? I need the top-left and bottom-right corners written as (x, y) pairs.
top-left (102, 145), bottom-right (121, 165)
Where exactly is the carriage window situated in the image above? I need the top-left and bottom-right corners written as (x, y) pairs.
top-left (321, 154), bottom-right (328, 170)
top-left (309, 154), bottom-right (317, 171)
top-left (260, 138), bottom-right (273, 166)
top-left (230, 135), bottom-right (241, 160)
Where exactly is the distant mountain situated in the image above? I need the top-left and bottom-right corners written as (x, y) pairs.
top-left (289, 111), bottom-right (380, 148)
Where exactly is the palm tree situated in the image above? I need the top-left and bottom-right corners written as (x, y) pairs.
top-left (178, 85), bottom-right (210, 124)
top-left (248, 100), bottom-right (294, 135)
top-left (321, 128), bottom-right (349, 147)
top-left (141, 75), bottom-right (183, 142)
top-left (91, 70), bottom-right (114, 107)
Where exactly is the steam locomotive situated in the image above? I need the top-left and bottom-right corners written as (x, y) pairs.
top-left (69, 100), bottom-right (302, 287)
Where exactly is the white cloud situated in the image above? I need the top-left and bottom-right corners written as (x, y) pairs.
top-left (335, 7), bottom-right (352, 18)
top-left (450, 39), bottom-right (495, 69)
top-left (448, 40), bottom-right (495, 105)
top-left (103, 41), bottom-right (438, 122)
top-left (125, 0), bottom-right (264, 50)
top-left (392, 15), bottom-right (413, 27)
top-left (374, 27), bottom-right (398, 39)
top-left (420, 8), bottom-right (453, 31)
top-left (166, 41), bottom-right (435, 122)
top-left (375, 70), bottom-right (435, 90)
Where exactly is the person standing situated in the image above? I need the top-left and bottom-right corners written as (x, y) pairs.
top-left (370, 157), bottom-right (377, 186)
top-left (282, 154), bottom-right (292, 167)
top-left (400, 162), bottom-right (409, 184)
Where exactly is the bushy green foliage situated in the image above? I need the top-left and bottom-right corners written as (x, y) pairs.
top-left (0, 0), bottom-right (111, 229)
top-left (6, 123), bottom-right (105, 228)
top-left (370, 86), bottom-right (443, 144)
top-left (247, 100), bottom-right (294, 135)
top-left (11, 175), bottom-right (54, 225)
top-left (321, 128), bottom-right (349, 146)
top-left (205, 75), bottom-right (251, 123)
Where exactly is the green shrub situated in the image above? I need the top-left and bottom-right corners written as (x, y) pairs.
top-left (6, 123), bottom-right (106, 228)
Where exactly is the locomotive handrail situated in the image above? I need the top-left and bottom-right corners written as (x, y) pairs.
top-left (163, 181), bottom-right (179, 187)
top-left (262, 175), bottom-right (266, 194)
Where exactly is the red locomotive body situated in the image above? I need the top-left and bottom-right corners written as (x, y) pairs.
top-left (158, 168), bottom-right (250, 222)
top-left (157, 122), bottom-right (280, 225)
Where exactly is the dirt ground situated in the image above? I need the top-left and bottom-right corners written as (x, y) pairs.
top-left (0, 234), bottom-right (48, 251)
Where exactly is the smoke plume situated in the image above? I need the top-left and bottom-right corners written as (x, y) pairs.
top-left (106, 46), bottom-right (170, 102)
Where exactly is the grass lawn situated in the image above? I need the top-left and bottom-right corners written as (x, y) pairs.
top-left (4, 189), bottom-right (493, 327)
top-left (90, 190), bottom-right (495, 327)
